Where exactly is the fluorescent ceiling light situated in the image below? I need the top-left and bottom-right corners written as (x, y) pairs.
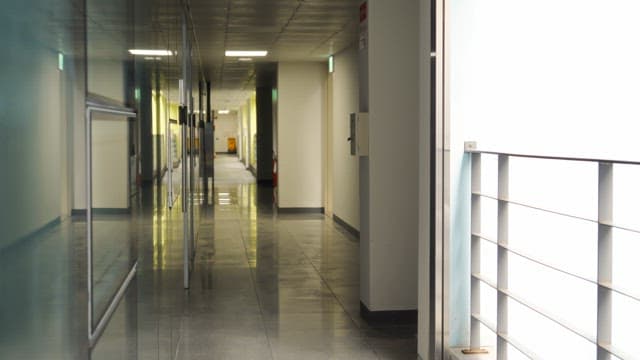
top-left (238, 58), bottom-right (253, 62)
top-left (225, 50), bottom-right (268, 57)
top-left (129, 49), bottom-right (173, 56)
top-left (218, 110), bottom-right (230, 115)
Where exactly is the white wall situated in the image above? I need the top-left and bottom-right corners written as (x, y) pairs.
top-left (361, 0), bottom-right (420, 311)
top-left (215, 112), bottom-right (239, 153)
top-left (92, 114), bottom-right (129, 208)
top-left (0, 1), bottom-right (79, 249)
top-left (277, 62), bottom-right (326, 209)
top-left (331, 46), bottom-right (360, 230)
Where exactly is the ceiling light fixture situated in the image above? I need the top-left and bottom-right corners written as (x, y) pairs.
top-left (218, 110), bottom-right (230, 115)
top-left (225, 50), bottom-right (268, 57)
top-left (238, 58), bottom-right (253, 62)
top-left (129, 49), bottom-right (173, 56)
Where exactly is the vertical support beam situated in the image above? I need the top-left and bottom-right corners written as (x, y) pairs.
top-left (497, 155), bottom-right (509, 360)
top-left (207, 80), bottom-right (213, 182)
top-left (431, 0), bottom-right (447, 357)
top-left (187, 41), bottom-right (195, 263)
top-left (85, 108), bottom-right (94, 339)
top-left (154, 66), bottom-right (161, 183)
top-left (181, 6), bottom-right (189, 289)
top-left (597, 162), bottom-right (613, 360)
top-left (470, 153), bottom-right (482, 349)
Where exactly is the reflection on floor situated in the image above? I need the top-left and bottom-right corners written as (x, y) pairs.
top-left (0, 154), bottom-right (417, 359)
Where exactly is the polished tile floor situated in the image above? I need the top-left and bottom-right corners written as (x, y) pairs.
top-left (0, 155), bottom-right (417, 359)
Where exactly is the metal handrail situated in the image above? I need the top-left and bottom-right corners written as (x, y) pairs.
top-left (85, 104), bottom-right (138, 348)
top-left (466, 146), bottom-right (639, 360)
top-left (465, 146), bottom-right (640, 166)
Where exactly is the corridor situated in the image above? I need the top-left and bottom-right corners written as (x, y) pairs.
top-left (95, 155), bottom-right (416, 359)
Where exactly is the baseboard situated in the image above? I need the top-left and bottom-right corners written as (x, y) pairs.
top-left (332, 214), bottom-right (360, 239)
top-left (71, 208), bottom-right (132, 216)
top-left (0, 216), bottom-right (61, 254)
top-left (360, 301), bottom-right (418, 324)
top-left (277, 207), bottom-right (324, 214)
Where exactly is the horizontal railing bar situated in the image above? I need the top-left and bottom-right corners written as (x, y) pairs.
top-left (472, 272), bottom-right (498, 289)
top-left (465, 149), bottom-right (640, 166)
top-left (599, 342), bottom-right (633, 360)
top-left (498, 242), bottom-right (596, 286)
top-left (475, 193), bottom-right (640, 235)
top-left (472, 274), bottom-right (599, 346)
top-left (472, 233), bottom-right (497, 244)
top-left (471, 313), bottom-right (539, 360)
top-left (499, 286), bottom-right (597, 345)
top-left (472, 233), bottom-right (596, 285)
top-left (473, 234), bottom-right (640, 302)
top-left (89, 261), bottom-right (137, 348)
top-left (600, 220), bottom-right (640, 236)
top-left (86, 101), bottom-right (136, 116)
top-left (87, 106), bottom-right (137, 118)
top-left (599, 281), bottom-right (640, 303)
top-left (472, 193), bottom-right (598, 225)
top-left (496, 331), bottom-right (540, 360)
top-left (470, 312), bottom-right (497, 334)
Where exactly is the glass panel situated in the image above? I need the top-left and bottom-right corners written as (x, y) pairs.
top-left (509, 158), bottom-right (598, 221)
top-left (91, 113), bottom-right (136, 328)
top-left (479, 238), bottom-right (497, 285)
top-left (479, 282), bottom-right (497, 329)
top-left (507, 343), bottom-right (532, 360)
top-left (509, 204), bottom-right (597, 281)
top-left (480, 197), bottom-right (497, 241)
top-left (611, 228), bottom-right (640, 298)
top-left (478, 323), bottom-right (496, 350)
top-left (480, 154), bottom-right (498, 198)
top-left (86, 0), bottom-right (134, 104)
top-left (508, 253), bottom-right (597, 340)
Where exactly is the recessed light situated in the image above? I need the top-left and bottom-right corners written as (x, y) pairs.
top-left (238, 58), bottom-right (253, 62)
top-left (129, 49), bottom-right (173, 56)
top-left (218, 110), bottom-right (230, 115)
top-left (225, 50), bottom-right (268, 57)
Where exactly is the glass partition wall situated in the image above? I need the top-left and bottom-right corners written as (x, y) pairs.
top-left (85, 0), bottom-right (138, 348)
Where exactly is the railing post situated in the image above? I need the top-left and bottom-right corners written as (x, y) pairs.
top-left (597, 162), bottom-right (613, 360)
top-left (497, 155), bottom-right (509, 360)
top-left (469, 152), bottom-right (483, 352)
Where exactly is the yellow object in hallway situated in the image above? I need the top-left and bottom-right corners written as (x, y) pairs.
top-left (227, 137), bottom-right (237, 153)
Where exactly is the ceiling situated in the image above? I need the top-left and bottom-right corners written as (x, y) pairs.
top-left (136, 0), bottom-right (361, 110)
